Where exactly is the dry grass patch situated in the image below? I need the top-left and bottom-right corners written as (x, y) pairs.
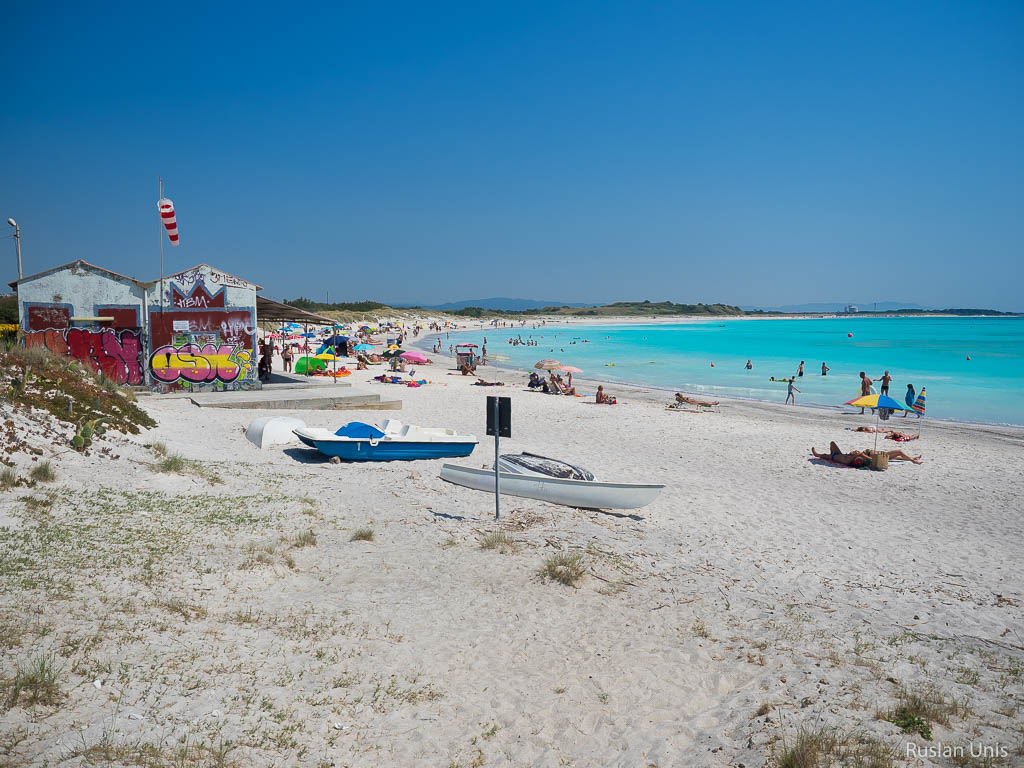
top-left (773, 724), bottom-right (841, 768)
top-left (0, 467), bottom-right (17, 490)
top-left (290, 529), bottom-right (317, 548)
top-left (538, 552), bottom-right (586, 587)
top-left (29, 461), bottom-right (56, 483)
top-left (154, 453), bottom-right (222, 484)
top-left (479, 531), bottom-right (518, 553)
top-left (158, 598), bottom-right (208, 623)
top-left (350, 527), bottom-right (375, 542)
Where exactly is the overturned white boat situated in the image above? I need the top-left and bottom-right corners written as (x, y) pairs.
top-left (439, 453), bottom-right (664, 510)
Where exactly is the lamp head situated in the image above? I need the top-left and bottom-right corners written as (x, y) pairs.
top-left (6, 218), bottom-right (15, 228)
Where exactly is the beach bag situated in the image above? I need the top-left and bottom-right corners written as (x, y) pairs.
top-left (869, 451), bottom-right (889, 471)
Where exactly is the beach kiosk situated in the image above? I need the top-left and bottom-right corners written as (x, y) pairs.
top-left (455, 343), bottom-right (479, 369)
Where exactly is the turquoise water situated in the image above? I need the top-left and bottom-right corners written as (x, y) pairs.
top-left (435, 317), bottom-right (1024, 425)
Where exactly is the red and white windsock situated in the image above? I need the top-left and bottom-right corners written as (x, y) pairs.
top-left (157, 197), bottom-right (180, 246)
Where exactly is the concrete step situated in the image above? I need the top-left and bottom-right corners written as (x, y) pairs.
top-left (188, 387), bottom-right (400, 411)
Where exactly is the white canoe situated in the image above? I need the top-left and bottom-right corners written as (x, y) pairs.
top-left (439, 463), bottom-right (664, 510)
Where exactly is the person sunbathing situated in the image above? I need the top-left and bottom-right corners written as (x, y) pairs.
top-left (460, 362), bottom-right (476, 376)
top-left (552, 375), bottom-right (576, 396)
top-left (595, 385), bottom-right (616, 404)
top-left (884, 431), bottom-right (919, 442)
top-left (473, 378), bottom-right (504, 386)
top-left (812, 442), bottom-right (923, 466)
top-left (675, 393), bottom-right (719, 407)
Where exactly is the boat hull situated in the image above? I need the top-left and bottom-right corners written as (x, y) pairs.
top-left (296, 433), bottom-right (476, 461)
top-left (439, 464), bottom-right (663, 510)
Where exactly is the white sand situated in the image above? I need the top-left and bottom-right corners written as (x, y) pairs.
top-left (2, 350), bottom-right (1023, 767)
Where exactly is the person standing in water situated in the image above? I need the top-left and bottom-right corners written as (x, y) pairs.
top-left (786, 378), bottom-right (801, 405)
top-left (745, 359), bottom-right (753, 370)
top-left (797, 361), bottom-right (804, 377)
top-left (858, 372), bottom-right (873, 414)
top-left (877, 370), bottom-right (893, 396)
top-left (821, 362), bottom-right (829, 376)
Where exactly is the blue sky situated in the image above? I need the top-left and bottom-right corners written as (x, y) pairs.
top-left (2, 2), bottom-right (1022, 310)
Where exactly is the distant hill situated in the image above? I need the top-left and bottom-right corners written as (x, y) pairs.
top-left (739, 301), bottom-right (930, 313)
top-left (416, 297), bottom-right (595, 311)
top-left (547, 300), bottom-right (744, 317)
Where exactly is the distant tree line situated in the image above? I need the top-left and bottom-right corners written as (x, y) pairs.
top-left (285, 297), bottom-right (392, 312)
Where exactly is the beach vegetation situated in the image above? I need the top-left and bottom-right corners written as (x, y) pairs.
top-left (290, 529), bottom-right (317, 548)
top-left (479, 531), bottom-right (517, 553)
top-left (773, 724), bottom-right (841, 768)
top-left (0, 467), bottom-right (17, 490)
top-left (1, 345), bottom-right (155, 436)
top-left (4, 652), bottom-right (64, 709)
top-left (350, 527), bottom-right (375, 542)
top-left (29, 461), bottom-right (56, 483)
top-left (538, 552), bottom-right (586, 587)
top-left (151, 441), bottom-right (168, 457)
top-left (691, 618), bottom-right (711, 639)
top-left (879, 684), bottom-right (964, 741)
top-left (153, 453), bottom-right (222, 484)
top-left (441, 536), bottom-right (459, 548)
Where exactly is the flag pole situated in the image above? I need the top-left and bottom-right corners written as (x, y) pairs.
top-left (158, 176), bottom-right (164, 313)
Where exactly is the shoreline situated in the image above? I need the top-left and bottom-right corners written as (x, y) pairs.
top-left (413, 322), bottom-right (1024, 431)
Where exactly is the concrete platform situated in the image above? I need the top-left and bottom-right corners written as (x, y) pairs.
top-left (188, 387), bottom-right (401, 411)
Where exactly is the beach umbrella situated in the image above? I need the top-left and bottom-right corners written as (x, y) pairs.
top-left (400, 351), bottom-right (428, 364)
top-left (844, 394), bottom-right (917, 450)
top-left (314, 353), bottom-right (337, 361)
top-left (382, 347), bottom-right (404, 358)
top-left (354, 343), bottom-right (373, 352)
top-left (912, 388), bottom-right (926, 415)
top-left (535, 359), bottom-right (561, 370)
top-left (558, 365), bottom-right (583, 374)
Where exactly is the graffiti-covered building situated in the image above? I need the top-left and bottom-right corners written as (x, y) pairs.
top-left (9, 260), bottom-right (261, 391)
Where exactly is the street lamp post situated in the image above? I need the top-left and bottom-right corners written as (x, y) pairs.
top-left (6, 218), bottom-right (21, 280)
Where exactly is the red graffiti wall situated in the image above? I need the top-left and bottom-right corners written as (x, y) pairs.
top-left (25, 328), bottom-right (144, 385)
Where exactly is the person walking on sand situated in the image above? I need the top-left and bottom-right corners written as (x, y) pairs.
top-left (786, 378), bottom-right (800, 405)
top-left (821, 362), bottom-right (829, 376)
top-left (797, 361), bottom-right (804, 377)
top-left (858, 371), bottom-right (873, 414)
top-left (903, 383), bottom-right (919, 418)
top-left (877, 370), bottom-right (892, 396)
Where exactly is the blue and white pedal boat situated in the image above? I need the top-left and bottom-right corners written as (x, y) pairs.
top-left (293, 419), bottom-right (477, 461)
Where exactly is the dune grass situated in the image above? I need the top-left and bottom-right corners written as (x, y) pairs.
top-left (4, 652), bottom-right (64, 709)
top-left (479, 531), bottom-right (518, 553)
top-left (0, 467), bottom-right (17, 490)
top-left (350, 527), bottom-right (375, 542)
top-left (29, 461), bottom-right (57, 483)
top-left (538, 552), bottom-right (586, 587)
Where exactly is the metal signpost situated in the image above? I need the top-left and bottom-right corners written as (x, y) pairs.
top-left (485, 396), bottom-right (511, 520)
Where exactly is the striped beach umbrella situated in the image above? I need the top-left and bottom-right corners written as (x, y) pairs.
top-left (157, 198), bottom-right (179, 246)
top-left (912, 388), bottom-right (926, 415)
top-left (535, 359), bottom-right (561, 370)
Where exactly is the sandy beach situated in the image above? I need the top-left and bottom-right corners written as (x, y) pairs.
top-left (2, 346), bottom-right (1023, 767)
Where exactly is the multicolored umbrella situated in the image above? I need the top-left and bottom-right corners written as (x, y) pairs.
top-left (844, 394), bottom-right (916, 412)
top-left (912, 388), bottom-right (926, 415)
top-left (535, 359), bottom-right (562, 370)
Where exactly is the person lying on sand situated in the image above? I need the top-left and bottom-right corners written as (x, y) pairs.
top-left (675, 393), bottom-right (719, 407)
top-left (473, 378), bottom-right (504, 386)
top-left (850, 426), bottom-right (919, 441)
top-left (595, 385), bottom-right (617, 404)
top-left (812, 442), bottom-right (923, 466)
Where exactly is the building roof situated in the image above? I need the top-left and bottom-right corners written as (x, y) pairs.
top-left (163, 264), bottom-right (263, 292)
top-left (8, 260), bottom-right (147, 289)
top-left (10, 260), bottom-right (264, 292)
top-left (256, 295), bottom-right (338, 326)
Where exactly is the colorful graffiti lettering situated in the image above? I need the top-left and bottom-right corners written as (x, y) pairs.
top-left (25, 328), bottom-right (144, 385)
top-left (149, 344), bottom-right (253, 384)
